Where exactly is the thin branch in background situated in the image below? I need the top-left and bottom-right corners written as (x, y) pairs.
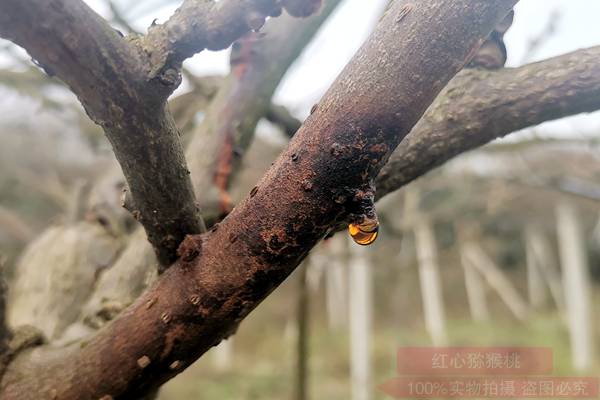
top-left (107, 0), bottom-right (141, 35)
top-left (14, 169), bottom-right (70, 209)
top-left (520, 8), bottom-right (562, 64)
top-left (266, 104), bottom-right (303, 138)
top-left (180, 73), bottom-right (222, 97)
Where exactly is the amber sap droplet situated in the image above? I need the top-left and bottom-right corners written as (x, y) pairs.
top-left (348, 218), bottom-right (379, 246)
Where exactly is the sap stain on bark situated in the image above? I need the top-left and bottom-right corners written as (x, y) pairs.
top-left (176, 235), bottom-right (203, 263)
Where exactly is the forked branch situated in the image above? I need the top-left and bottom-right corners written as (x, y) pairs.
top-left (0, 1), bottom-right (516, 398)
top-left (0, 0), bottom-right (322, 266)
top-left (376, 46), bottom-right (600, 198)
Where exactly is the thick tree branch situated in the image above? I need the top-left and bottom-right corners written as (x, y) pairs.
top-left (0, 0), bottom-right (323, 266)
top-left (0, 1), bottom-right (516, 398)
top-left (375, 46), bottom-right (600, 198)
top-left (266, 104), bottom-right (303, 137)
top-left (0, 0), bottom-right (204, 266)
top-left (77, 2), bottom-right (344, 330)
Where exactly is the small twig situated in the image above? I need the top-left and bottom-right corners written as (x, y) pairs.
top-left (266, 104), bottom-right (303, 138)
top-left (107, 0), bottom-right (141, 35)
top-left (520, 8), bottom-right (562, 64)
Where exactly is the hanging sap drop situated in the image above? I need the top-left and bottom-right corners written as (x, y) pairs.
top-left (348, 218), bottom-right (379, 246)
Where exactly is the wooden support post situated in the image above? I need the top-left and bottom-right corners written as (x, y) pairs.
top-left (326, 236), bottom-right (348, 331)
top-left (556, 202), bottom-right (593, 371)
top-left (460, 246), bottom-right (489, 322)
top-left (306, 252), bottom-right (325, 294)
top-left (415, 219), bottom-right (448, 345)
top-left (405, 188), bottom-right (447, 345)
top-left (348, 239), bottom-right (372, 400)
top-left (295, 262), bottom-right (310, 400)
top-left (213, 338), bottom-right (234, 372)
top-left (462, 242), bottom-right (529, 322)
top-left (525, 227), bottom-right (547, 309)
top-left (525, 225), bottom-right (565, 313)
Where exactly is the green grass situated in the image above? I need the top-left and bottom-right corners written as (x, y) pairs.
top-left (160, 310), bottom-right (597, 399)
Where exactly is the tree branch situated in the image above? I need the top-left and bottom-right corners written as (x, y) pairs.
top-left (0, 0), bottom-right (204, 266)
top-left (0, 1), bottom-right (516, 398)
top-left (187, 0), bottom-right (343, 222)
top-left (76, 1), bottom-right (345, 330)
top-left (0, 0), bottom-right (323, 266)
top-left (375, 46), bottom-right (600, 199)
top-left (141, 0), bottom-right (323, 78)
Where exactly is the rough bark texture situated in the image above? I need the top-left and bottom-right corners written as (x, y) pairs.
top-left (7, 223), bottom-right (121, 340)
top-left (376, 46), bottom-right (600, 198)
top-left (77, 2), bottom-right (343, 330)
top-left (266, 104), bottom-right (303, 137)
top-left (187, 0), bottom-right (342, 221)
top-left (0, 1), bottom-right (516, 398)
top-left (141, 0), bottom-right (318, 78)
top-left (0, 0), bottom-right (204, 266)
top-left (0, 0), bottom-right (325, 267)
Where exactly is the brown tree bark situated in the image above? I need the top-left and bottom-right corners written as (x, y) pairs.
top-left (0, 0), bottom-right (322, 266)
top-left (376, 46), bottom-right (600, 198)
top-left (142, 0), bottom-right (318, 77)
top-left (0, 1), bottom-right (516, 398)
top-left (80, 1), bottom-right (344, 329)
